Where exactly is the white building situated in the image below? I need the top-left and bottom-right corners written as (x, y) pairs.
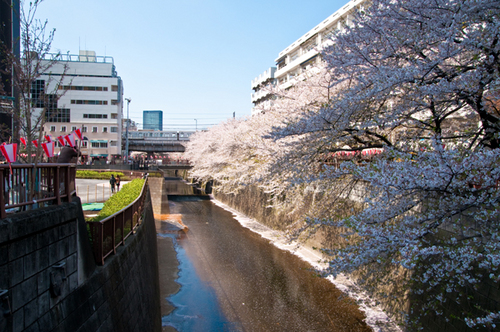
top-left (37, 51), bottom-right (124, 163)
top-left (250, 67), bottom-right (276, 115)
top-left (251, 0), bottom-right (365, 115)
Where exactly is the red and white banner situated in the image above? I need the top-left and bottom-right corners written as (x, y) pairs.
top-left (32, 140), bottom-right (38, 148)
top-left (57, 136), bottom-right (65, 146)
top-left (64, 134), bottom-right (76, 147)
top-left (44, 135), bottom-right (52, 142)
top-left (20, 137), bottom-right (27, 147)
top-left (73, 128), bottom-right (83, 140)
top-left (42, 141), bottom-right (55, 158)
top-left (0, 143), bottom-right (17, 163)
top-left (1, 143), bottom-right (17, 174)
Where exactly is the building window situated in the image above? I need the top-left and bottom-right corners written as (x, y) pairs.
top-left (59, 85), bottom-right (108, 91)
top-left (82, 141), bottom-right (88, 148)
top-left (31, 79), bottom-right (45, 108)
top-left (111, 100), bottom-right (119, 105)
top-left (110, 126), bottom-right (118, 133)
top-left (300, 55), bottom-right (318, 71)
top-left (71, 100), bottom-right (108, 105)
top-left (46, 108), bottom-right (70, 122)
top-left (111, 113), bottom-right (118, 119)
top-left (277, 57), bottom-right (286, 70)
top-left (83, 114), bottom-right (108, 119)
top-left (50, 126), bottom-right (55, 132)
top-left (92, 127), bottom-right (98, 133)
top-left (102, 127), bottom-right (108, 133)
top-left (82, 126), bottom-right (87, 133)
top-left (61, 126), bottom-right (66, 132)
top-left (71, 126), bottom-right (77, 132)
top-left (111, 85), bottom-right (118, 91)
top-left (90, 141), bottom-right (107, 148)
top-left (110, 141), bottom-right (117, 147)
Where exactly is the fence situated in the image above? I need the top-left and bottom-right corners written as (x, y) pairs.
top-left (86, 177), bottom-right (149, 265)
top-left (0, 163), bottom-right (76, 219)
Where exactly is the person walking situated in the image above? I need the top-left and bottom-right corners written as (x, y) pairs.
top-left (116, 176), bottom-right (121, 191)
top-left (110, 174), bottom-right (116, 193)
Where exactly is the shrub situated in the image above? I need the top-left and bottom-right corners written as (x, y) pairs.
top-left (76, 170), bottom-right (129, 180)
top-left (88, 178), bottom-right (145, 222)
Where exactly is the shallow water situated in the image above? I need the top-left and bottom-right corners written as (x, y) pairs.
top-left (159, 180), bottom-right (372, 332)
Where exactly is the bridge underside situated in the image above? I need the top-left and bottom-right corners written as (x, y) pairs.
top-left (158, 165), bottom-right (192, 170)
top-left (128, 142), bottom-right (185, 153)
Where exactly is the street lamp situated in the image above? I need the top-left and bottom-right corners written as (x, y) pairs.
top-left (125, 98), bottom-right (131, 164)
top-left (194, 119), bottom-right (197, 132)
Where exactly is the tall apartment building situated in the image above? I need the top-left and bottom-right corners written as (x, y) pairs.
top-left (38, 50), bottom-right (123, 163)
top-left (251, 0), bottom-right (364, 115)
top-left (0, 0), bottom-right (20, 142)
top-left (143, 110), bottom-right (163, 131)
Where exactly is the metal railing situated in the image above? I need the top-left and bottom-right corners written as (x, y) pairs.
top-left (86, 177), bottom-right (148, 265)
top-left (0, 164), bottom-right (76, 219)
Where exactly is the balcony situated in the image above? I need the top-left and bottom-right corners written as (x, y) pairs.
top-left (251, 67), bottom-right (277, 90)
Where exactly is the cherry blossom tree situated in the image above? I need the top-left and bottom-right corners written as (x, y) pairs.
top-left (187, 0), bottom-right (500, 328)
top-left (270, 0), bottom-right (500, 328)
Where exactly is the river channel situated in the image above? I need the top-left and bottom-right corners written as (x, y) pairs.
top-left (158, 179), bottom-right (377, 332)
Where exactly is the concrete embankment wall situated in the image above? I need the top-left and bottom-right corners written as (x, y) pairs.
top-left (0, 192), bottom-right (161, 332)
top-left (212, 185), bottom-right (500, 332)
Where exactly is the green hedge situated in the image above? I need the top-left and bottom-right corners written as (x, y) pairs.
top-left (87, 178), bottom-right (145, 222)
top-left (76, 170), bottom-right (129, 180)
top-left (147, 171), bottom-right (163, 177)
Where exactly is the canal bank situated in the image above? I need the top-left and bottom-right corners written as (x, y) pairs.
top-left (148, 177), bottom-right (181, 332)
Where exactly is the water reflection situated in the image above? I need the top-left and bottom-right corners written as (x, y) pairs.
top-left (160, 179), bottom-right (371, 332)
top-left (160, 233), bottom-right (238, 331)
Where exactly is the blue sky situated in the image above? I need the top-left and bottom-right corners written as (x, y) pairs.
top-left (33, 0), bottom-right (348, 131)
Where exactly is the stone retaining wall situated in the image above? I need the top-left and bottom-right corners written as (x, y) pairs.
top-left (0, 191), bottom-right (161, 332)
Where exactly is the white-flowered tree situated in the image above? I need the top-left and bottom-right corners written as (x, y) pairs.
top-left (186, 0), bottom-right (500, 329)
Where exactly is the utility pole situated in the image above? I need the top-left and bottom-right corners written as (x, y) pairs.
top-left (125, 98), bottom-right (131, 164)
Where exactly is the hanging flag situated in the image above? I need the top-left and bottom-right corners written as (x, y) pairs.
top-left (64, 134), bottom-right (76, 147)
top-left (44, 135), bottom-right (52, 142)
top-left (73, 128), bottom-right (83, 140)
top-left (42, 141), bottom-right (55, 158)
top-left (32, 140), bottom-right (38, 148)
top-left (0, 143), bottom-right (17, 163)
top-left (20, 137), bottom-right (27, 147)
top-left (0, 143), bottom-right (17, 174)
top-left (57, 136), bottom-right (65, 146)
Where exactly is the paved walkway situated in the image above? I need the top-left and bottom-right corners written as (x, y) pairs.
top-left (76, 179), bottom-right (130, 203)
